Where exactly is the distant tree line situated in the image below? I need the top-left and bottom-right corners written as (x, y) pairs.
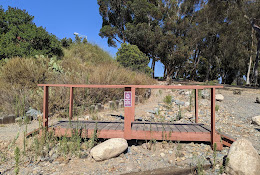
top-left (98, 0), bottom-right (260, 86)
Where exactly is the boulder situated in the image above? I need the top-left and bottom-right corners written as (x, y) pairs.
top-left (225, 138), bottom-right (260, 175)
top-left (216, 94), bottom-right (224, 101)
top-left (252, 116), bottom-right (260, 126)
top-left (90, 138), bottom-right (128, 161)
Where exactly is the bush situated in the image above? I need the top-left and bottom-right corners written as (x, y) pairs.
top-left (116, 43), bottom-right (152, 75)
top-left (0, 43), bottom-right (155, 115)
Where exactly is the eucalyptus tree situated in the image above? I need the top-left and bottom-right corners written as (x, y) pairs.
top-left (98, 0), bottom-right (132, 47)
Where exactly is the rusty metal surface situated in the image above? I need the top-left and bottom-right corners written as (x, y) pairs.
top-left (38, 84), bottom-right (223, 89)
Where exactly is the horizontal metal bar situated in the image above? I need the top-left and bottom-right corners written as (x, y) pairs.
top-left (37, 84), bottom-right (223, 89)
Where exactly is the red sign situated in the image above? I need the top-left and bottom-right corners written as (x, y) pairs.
top-left (124, 91), bottom-right (132, 107)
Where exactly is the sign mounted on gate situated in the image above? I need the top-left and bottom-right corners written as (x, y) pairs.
top-left (124, 91), bottom-right (132, 107)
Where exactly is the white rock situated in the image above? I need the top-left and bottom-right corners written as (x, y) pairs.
top-left (184, 102), bottom-right (190, 107)
top-left (90, 138), bottom-right (128, 161)
top-left (160, 153), bottom-right (165, 157)
top-left (252, 116), bottom-right (260, 126)
top-left (216, 94), bottom-right (224, 101)
top-left (184, 91), bottom-right (191, 96)
top-left (225, 138), bottom-right (260, 175)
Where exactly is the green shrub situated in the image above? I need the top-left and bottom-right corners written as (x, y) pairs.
top-left (163, 95), bottom-right (172, 108)
top-left (116, 43), bottom-right (152, 75)
top-left (215, 105), bottom-right (219, 112)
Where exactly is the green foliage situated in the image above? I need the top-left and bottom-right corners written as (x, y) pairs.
top-left (163, 95), bottom-right (172, 110)
top-left (177, 105), bottom-right (182, 121)
top-left (215, 105), bottom-right (219, 112)
top-left (116, 43), bottom-right (151, 74)
top-left (0, 43), bottom-right (154, 114)
top-left (14, 146), bottom-right (20, 175)
top-left (213, 143), bottom-right (217, 169)
top-left (61, 37), bottom-right (73, 48)
top-left (98, 0), bottom-right (260, 85)
top-left (98, 0), bottom-right (131, 47)
top-left (89, 123), bottom-right (98, 148)
top-left (0, 7), bottom-right (62, 59)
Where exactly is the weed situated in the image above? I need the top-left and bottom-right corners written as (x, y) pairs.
top-left (91, 113), bottom-right (99, 120)
top-left (213, 143), bottom-right (217, 168)
top-left (60, 136), bottom-right (69, 157)
top-left (163, 95), bottom-right (172, 109)
top-left (33, 137), bottom-right (40, 156)
top-left (23, 123), bottom-right (28, 155)
top-left (14, 146), bottom-right (20, 175)
top-left (158, 89), bottom-right (162, 96)
top-left (189, 92), bottom-right (192, 112)
top-left (176, 141), bottom-right (182, 157)
top-left (8, 132), bottom-right (20, 150)
top-left (159, 115), bottom-right (165, 122)
top-left (215, 105), bottom-right (219, 112)
top-left (89, 122), bottom-right (98, 148)
top-left (70, 127), bottom-right (82, 157)
top-left (148, 139), bottom-right (157, 151)
top-left (218, 156), bottom-right (230, 174)
top-left (219, 165), bottom-right (224, 174)
top-left (196, 158), bottom-right (205, 175)
top-left (176, 105), bottom-right (182, 120)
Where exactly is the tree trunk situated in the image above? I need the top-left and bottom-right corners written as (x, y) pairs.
top-left (205, 60), bottom-right (210, 82)
top-left (251, 20), bottom-right (260, 86)
top-left (246, 55), bottom-right (253, 85)
top-left (253, 41), bottom-right (260, 86)
top-left (163, 66), bottom-right (167, 79)
top-left (151, 59), bottom-right (155, 78)
top-left (246, 28), bottom-right (254, 85)
top-left (166, 67), bottom-right (174, 85)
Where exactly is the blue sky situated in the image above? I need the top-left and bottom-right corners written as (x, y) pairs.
top-left (1, 0), bottom-right (164, 76)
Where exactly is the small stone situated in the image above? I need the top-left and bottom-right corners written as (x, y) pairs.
top-left (252, 116), bottom-right (260, 126)
top-left (184, 102), bottom-right (190, 107)
top-left (176, 157), bottom-right (182, 162)
top-left (160, 153), bottom-right (165, 157)
top-left (216, 94), bottom-right (224, 101)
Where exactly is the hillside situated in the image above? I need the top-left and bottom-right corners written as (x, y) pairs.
top-left (0, 43), bottom-right (155, 116)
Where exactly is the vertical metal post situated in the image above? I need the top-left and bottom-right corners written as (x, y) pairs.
top-left (43, 86), bottom-right (49, 128)
top-left (69, 87), bottom-right (74, 120)
top-left (124, 87), bottom-right (135, 139)
top-left (211, 88), bottom-right (216, 148)
top-left (195, 89), bottom-right (199, 123)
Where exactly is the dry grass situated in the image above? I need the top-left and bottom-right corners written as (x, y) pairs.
top-left (0, 43), bottom-right (155, 115)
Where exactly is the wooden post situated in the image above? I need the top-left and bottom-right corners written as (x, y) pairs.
top-left (195, 89), bottom-right (198, 123)
top-left (211, 88), bottom-right (216, 147)
top-left (69, 87), bottom-right (74, 120)
top-left (124, 87), bottom-right (135, 139)
top-left (43, 86), bottom-right (49, 128)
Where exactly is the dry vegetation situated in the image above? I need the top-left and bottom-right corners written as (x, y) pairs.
top-left (0, 43), bottom-right (155, 116)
